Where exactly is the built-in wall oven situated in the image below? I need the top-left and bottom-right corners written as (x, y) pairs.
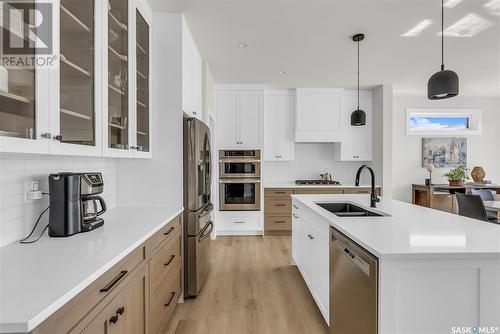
top-left (219, 150), bottom-right (261, 178)
top-left (219, 150), bottom-right (261, 211)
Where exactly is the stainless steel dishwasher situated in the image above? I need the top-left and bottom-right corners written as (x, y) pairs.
top-left (330, 227), bottom-right (378, 334)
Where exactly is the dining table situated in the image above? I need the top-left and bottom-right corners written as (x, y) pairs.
top-left (484, 201), bottom-right (500, 220)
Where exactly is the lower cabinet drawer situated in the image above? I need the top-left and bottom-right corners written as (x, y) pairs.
top-left (81, 264), bottom-right (148, 334)
top-left (264, 215), bottom-right (292, 231)
top-left (149, 227), bottom-right (181, 293)
top-left (265, 198), bottom-right (292, 214)
top-left (150, 267), bottom-right (182, 334)
top-left (33, 246), bottom-right (144, 334)
top-left (149, 215), bottom-right (181, 252)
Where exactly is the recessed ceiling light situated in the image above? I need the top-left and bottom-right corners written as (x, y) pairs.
top-left (278, 71), bottom-right (287, 75)
top-left (401, 19), bottom-right (433, 37)
top-left (238, 43), bottom-right (248, 48)
top-left (442, 13), bottom-right (493, 38)
top-left (444, 0), bottom-right (463, 8)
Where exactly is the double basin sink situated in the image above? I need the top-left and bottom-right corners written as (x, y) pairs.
top-left (316, 202), bottom-right (389, 217)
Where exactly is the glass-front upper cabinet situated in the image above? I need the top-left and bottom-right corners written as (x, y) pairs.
top-left (107, 0), bottom-right (130, 152)
top-left (0, 0), bottom-right (50, 153)
top-left (56, 0), bottom-right (98, 154)
top-left (135, 9), bottom-right (150, 154)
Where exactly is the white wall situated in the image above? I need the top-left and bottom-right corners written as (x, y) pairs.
top-left (0, 154), bottom-right (117, 246)
top-left (116, 13), bottom-right (184, 209)
top-left (392, 95), bottom-right (500, 202)
top-left (263, 144), bottom-right (375, 185)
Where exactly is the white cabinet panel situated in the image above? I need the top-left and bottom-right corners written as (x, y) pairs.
top-left (238, 90), bottom-right (262, 148)
top-left (182, 18), bottom-right (202, 120)
top-left (295, 88), bottom-right (343, 142)
top-left (215, 90), bottom-right (239, 148)
top-left (216, 88), bottom-right (263, 149)
top-left (334, 91), bottom-right (372, 161)
top-left (277, 94), bottom-right (294, 160)
top-left (264, 91), bottom-right (294, 161)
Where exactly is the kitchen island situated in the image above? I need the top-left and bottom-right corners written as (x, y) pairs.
top-left (292, 194), bottom-right (500, 334)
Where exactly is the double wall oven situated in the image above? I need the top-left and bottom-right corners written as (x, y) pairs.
top-left (219, 150), bottom-right (261, 211)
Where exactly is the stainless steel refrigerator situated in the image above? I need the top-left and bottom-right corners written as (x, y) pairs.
top-left (183, 117), bottom-right (213, 297)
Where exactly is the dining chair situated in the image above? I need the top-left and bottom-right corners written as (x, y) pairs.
top-left (469, 189), bottom-right (497, 220)
top-left (455, 193), bottom-right (499, 224)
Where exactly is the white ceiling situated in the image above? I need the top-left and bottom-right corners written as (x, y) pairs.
top-left (148, 0), bottom-right (500, 96)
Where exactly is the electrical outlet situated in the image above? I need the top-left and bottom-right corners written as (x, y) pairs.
top-left (25, 180), bottom-right (43, 201)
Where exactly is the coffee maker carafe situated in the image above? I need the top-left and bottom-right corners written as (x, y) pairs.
top-left (48, 173), bottom-right (106, 237)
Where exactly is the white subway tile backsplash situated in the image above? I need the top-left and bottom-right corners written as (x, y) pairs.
top-left (0, 154), bottom-right (117, 247)
top-left (263, 143), bottom-right (373, 185)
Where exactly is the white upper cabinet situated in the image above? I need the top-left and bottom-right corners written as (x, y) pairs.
top-left (216, 88), bottom-right (263, 149)
top-left (0, 0), bottom-right (153, 158)
top-left (263, 90), bottom-right (295, 161)
top-left (50, 0), bottom-right (103, 156)
top-left (182, 18), bottom-right (202, 119)
top-left (334, 90), bottom-right (373, 161)
top-left (295, 88), bottom-right (344, 143)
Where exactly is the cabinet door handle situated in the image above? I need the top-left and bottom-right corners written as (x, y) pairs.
top-left (100, 271), bottom-right (128, 293)
top-left (165, 292), bottom-right (176, 307)
top-left (163, 226), bottom-right (175, 236)
top-left (164, 255), bottom-right (175, 266)
top-left (308, 234), bottom-right (314, 240)
top-left (292, 213), bottom-right (299, 218)
top-left (116, 306), bottom-right (125, 315)
top-left (109, 315), bottom-right (119, 324)
top-left (293, 205), bottom-right (299, 209)
top-left (234, 221), bottom-right (245, 224)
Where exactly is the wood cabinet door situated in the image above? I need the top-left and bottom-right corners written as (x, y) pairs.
top-left (82, 265), bottom-right (147, 334)
top-left (238, 90), bottom-right (262, 148)
top-left (216, 90), bottom-right (238, 147)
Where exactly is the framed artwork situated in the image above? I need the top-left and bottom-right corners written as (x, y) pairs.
top-left (422, 137), bottom-right (467, 168)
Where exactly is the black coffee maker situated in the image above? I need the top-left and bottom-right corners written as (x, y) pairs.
top-left (48, 172), bottom-right (106, 237)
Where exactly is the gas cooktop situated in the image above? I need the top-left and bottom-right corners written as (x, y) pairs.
top-left (295, 180), bottom-right (341, 185)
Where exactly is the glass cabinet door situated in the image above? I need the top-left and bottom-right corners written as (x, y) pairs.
top-left (59, 0), bottom-right (95, 146)
top-left (107, 0), bottom-right (129, 150)
top-left (135, 10), bottom-right (149, 152)
top-left (0, 1), bottom-right (36, 140)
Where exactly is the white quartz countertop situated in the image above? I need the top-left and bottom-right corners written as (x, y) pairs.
top-left (292, 194), bottom-right (500, 260)
top-left (264, 182), bottom-right (381, 189)
top-left (0, 206), bottom-right (183, 333)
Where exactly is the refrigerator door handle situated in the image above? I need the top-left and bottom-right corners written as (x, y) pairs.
top-left (199, 203), bottom-right (213, 219)
top-left (199, 221), bottom-right (214, 241)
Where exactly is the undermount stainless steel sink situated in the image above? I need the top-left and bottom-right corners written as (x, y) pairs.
top-left (316, 202), bottom-right (389, 217)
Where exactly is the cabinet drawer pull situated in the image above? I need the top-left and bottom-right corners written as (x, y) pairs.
top-left (274, 191), bottom-right (286, 194)
top-left (165, 292), bottom-right (176, 307)
top-left (163, 226), bottom-right (175, 236)
top-left (234, 221), bottom-right (245, 224)
top-left (164, 255), bottom-right (175, 266)
top-left (274, 220), bottom-right (286, 224)
top-left (109, 315), bottom-right (119, 324)
top-left (116, 306), bottom-right (125, 315)
top-left (100, 270), bottom-right (128, 293)
top-left (274, 204), bottom-right (286, 207)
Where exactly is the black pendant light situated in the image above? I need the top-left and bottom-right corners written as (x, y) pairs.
top-left (427, 0), bottom-right (459, 100)
top-left (351, 33), bottom-right (366, 126)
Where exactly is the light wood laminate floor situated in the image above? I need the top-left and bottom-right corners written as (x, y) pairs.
top-left (165, 236), bottom-right (329, 334)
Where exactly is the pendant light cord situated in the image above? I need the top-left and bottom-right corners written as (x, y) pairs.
top-left (357, 39), bottom-right (360, 109)
top-left (441, 0), bottom-right (444, 71)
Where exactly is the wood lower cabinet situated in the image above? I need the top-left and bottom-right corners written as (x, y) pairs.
top-left (264, 187), bottom-right (382, 235)
top-left (81, 264), bottom-right (148, 334)
top-left (33, 214), bottom-right (182, 334)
